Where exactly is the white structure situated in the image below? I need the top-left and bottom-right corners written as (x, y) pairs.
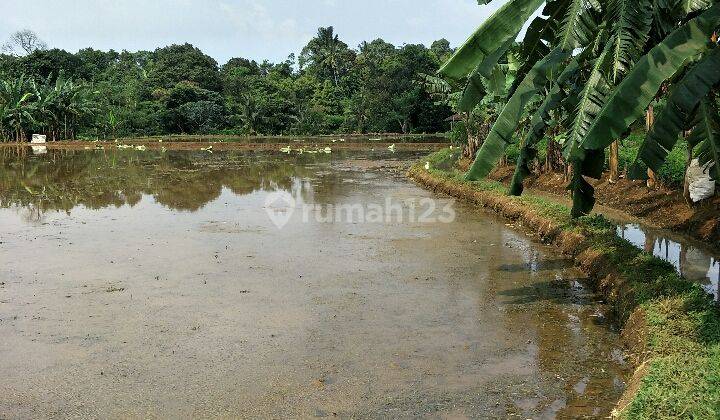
top-left (31, 134), bottom-right (47, 144)
top-left (687, 159), bottom-right (716, 202)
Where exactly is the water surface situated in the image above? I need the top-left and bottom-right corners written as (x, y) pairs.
top-left (0, 148), bottom-right (628, 418)
top-left (617, 224), bottom-right (719, 301)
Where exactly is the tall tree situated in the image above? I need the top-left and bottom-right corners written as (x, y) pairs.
top-left (147, 44), bottom-right (222, 92)
top-left (299, 27), bottom-right (355, 86)
top-left (2, 30), bottom-right (47, 56)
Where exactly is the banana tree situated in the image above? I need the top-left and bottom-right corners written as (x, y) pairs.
top-left (0, 74), bottom-right (97, 142)
top-left (421, 47), bottom-right (518, 159)
top-left (441, 0), bottom-right (720, 217)
top-left (34, 75), bottom-right (97, 140)
top-left (0, 76), bottom-right (37, 141)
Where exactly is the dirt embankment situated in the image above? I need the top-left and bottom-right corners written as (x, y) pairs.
top-left (487, 164), bottom-right (720, 245)
top-left (0, 141), bottom-right (449, 152)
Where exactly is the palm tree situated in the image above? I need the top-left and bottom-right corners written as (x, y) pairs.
top-left (440, 0), bottom-right (720, 217)
top-left (300, 27), bottom-right (352, 86)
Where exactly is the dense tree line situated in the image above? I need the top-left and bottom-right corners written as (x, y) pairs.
top-left (0, 27), bottom-right (454, 141)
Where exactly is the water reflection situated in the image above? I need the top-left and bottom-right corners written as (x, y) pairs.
top-left (0, 146), bottom-right (629, 417)
top-left (618, 224), bottom-right (720, 301)
top-left (0, 147), bottom-right (354, 219)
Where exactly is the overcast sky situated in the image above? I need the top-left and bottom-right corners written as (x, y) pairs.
top-left (0, 0), bottom-right (512, 64)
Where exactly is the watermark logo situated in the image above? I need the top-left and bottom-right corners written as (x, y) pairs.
top-left (264, 191), bottom-right (297, 229)
top-left (264, 191), bottom-right (456, 229)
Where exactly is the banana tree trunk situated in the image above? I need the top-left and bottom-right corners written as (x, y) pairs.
top-left (683, 141), bottom-right (693, 205)
top-left (609, 140), bottom-right (620, 183)
top-left (564, 161), bottom-right (573, 183)
top-left (464, 133), bottom-right (482, 160)
top-left (462, 115), bottom-right (491, 161)
top-left (545, 137), bottom-right (564, 173)
top-left (646, 106), bottom-right (657, 189)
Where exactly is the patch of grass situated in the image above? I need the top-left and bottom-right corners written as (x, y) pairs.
top-left (412, 148), bottom-right (720, 419)
top-left (518, 194), bottom-right (573, 226)
top-left (467, 178), bottom-right (507, 193)
top-left (424, 148), bottom-right (462, 171)
top-left (619, 133), bottom-right (688, 187)
top-left (625, 348), bottom-right (720, 419)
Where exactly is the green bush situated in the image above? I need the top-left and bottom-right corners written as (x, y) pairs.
top-left (505, 142), bottom-right (520, 163)
top-left (619, 132), bottom-right (688, 187)
top-left (447, 121), bottom-right (467, 147)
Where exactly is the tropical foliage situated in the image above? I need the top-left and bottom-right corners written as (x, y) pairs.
top-left (0, 27), bottom-right (454, 141)
top-left (442, 0), bottom-right (720, 217)
top-left (0, 75), bottom-right (95, 141)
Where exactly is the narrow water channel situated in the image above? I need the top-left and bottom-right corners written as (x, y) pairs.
top-left (0, 148), bottom-right (628, 418)
top-left (617, 224), bottom-right (719, 302)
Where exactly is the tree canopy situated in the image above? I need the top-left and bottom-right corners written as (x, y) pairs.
top-left (0, 27), bottom-right (454, 141)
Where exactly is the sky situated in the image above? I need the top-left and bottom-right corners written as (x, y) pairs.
top-left (0, 0), bottom-right (512, 65)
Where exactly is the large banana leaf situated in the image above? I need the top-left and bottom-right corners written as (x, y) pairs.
top-left (509, 58), bottom-right (581, 195)
top-left (439, 0), bottom-right (545, 80)
top-left (681, 0), bottom-right (716, 13)
top-left (458, 38), bottom-right (514, 112)
top-left (508, 0), bottom-right (570, 96)
top-left (508, 95), bottom-right (556, 196)
top-left (556, 0), bottom-right (602, 51)
top-left (631, 47), bottom-right (720, 177)
top-left (689, 98), bottom-right (720, 180)
top-left (608, 0), bottom-right (653, 82)
top-left (465, 48), bottom-right (571, 181)
top-left (564, 39), bottom-right (614, 161)
top-left (652, 0), bottom-right (683, 38)
top-left (579, 3), bottom-right (720, 155)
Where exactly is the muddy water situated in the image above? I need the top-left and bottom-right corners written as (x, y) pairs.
top-left (617, 224), bottom-right (720, 302)
top-left (0, 149), bottom-right (628, 419)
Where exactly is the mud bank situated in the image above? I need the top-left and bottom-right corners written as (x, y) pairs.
top-left (409, 149), bottom-right (720, 419)
top-left (487, 164), bottom-right (720, 247)
top-left (0, 141), bottom-right (448, 152)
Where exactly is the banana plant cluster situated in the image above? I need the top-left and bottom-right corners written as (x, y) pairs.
top-left (441, 0), bottom-right (720, 217)
top-left (419, 46), bottom-right (518, 159)
top-left (0, 75), bottom-right (96, 142)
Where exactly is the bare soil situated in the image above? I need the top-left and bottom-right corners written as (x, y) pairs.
top-left (488, 164), bottom-right (720, 247)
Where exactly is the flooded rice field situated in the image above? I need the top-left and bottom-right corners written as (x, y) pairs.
top-left (0, 148), bottom-right (629, 418)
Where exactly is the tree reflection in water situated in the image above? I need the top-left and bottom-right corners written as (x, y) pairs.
top-left (619, 224), bottom-right (720, 302)
top-left (0, 147), bottom-right (319, 216)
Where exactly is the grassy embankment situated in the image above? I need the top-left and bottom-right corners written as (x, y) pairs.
top-left (410, 148), bottom-right (719, 419)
